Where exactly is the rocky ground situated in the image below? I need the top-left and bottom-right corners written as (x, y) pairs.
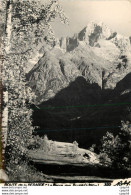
top-left (28, 140), bottom-right (99, 166)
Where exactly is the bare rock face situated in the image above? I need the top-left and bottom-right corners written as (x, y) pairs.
top-left (78, 22), bottom-right (112, 46)
top-left (27, 22), bottom-right (131, 103)
top-left (27, 49), bottom-right (81, 103)
top-left (103, 53), bottom-right (131, 89)
top-left (60, 37), bottom-right (67, 51)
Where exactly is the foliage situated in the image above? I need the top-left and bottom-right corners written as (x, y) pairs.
top-left (100, 121), bottom-right (131, 169)
top-left (8, 0), bottom-right (68, 54)
top-left (6, 160), bottom-right (53, 182)
top-left (89, 144), bottom-right (96, 152)
top-left (99, 152), bottom-right (112, 165)
top-left (2, 0), bottom-right (68, 181)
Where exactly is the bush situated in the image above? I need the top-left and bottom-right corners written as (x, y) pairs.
top-left (6, 160), bottom-right (53, 182)
top-left (100, 121), bottom-right (131, 169)
top-left (99, 153), bottom-right (112, 166)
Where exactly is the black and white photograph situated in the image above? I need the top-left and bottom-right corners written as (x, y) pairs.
top-left (0, 0), bottom-right (131, 184)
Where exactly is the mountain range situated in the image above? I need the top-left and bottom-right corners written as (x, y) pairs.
top-left (27, 22), bottom-right (131, 148)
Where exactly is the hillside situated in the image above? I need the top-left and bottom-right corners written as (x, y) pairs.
top-left (27, 22), bottom-right (131, 148)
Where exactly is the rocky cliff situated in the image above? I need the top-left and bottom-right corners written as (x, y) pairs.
top-left (27, 22), bottom-right (131, 104)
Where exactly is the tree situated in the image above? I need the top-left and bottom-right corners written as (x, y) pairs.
top-left (2, 0), bottom-right (68, 181)
top-left (100, 121), bottom-right (131, 169)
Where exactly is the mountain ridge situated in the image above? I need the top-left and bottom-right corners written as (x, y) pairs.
top-left (26, 22), bottom-right (131, 147)
top-left (27, 22), bottom-right (131, 104)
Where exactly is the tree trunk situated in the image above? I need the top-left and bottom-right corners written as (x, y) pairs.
top-left (2, 0), bottom-right (12, 149)
top-left (5, 0), bottom-right (12, 53)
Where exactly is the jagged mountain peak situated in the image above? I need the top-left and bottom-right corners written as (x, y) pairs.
top-left (57, 21), bottom-right (115, 51)
top-left (27, 22), bottom-right (131, 103)
top-left (56, 22), bottom-right (131, 52)
top-left (78, 21), bottom-right (113, 43)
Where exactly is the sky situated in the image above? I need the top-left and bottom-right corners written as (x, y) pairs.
top-left (52, 0), bottom-right (131, 38)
